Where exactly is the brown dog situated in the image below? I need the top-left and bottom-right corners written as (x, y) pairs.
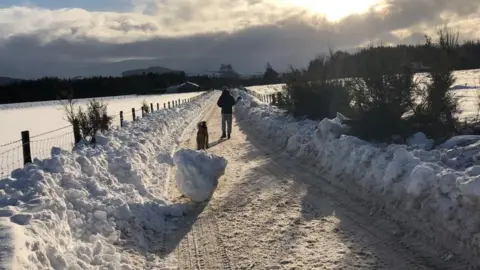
top-left (196, 121), bottom-right (209, 150)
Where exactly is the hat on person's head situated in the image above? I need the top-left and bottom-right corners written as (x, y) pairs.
top-left (221, 86), bottom-right (229, 94)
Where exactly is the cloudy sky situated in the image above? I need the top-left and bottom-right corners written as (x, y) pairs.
top-left (0, 0), bottom-right (479, 78)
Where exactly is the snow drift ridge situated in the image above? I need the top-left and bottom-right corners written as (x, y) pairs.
top-left (0, 91), bottom-right (217, 269)
top-left (233, 88), bottom-right (480, 263)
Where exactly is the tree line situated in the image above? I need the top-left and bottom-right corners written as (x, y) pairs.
top-left (278, 28), bottom-right (480, 144)
top-left (2, 35), bottom-right (480, 105)
top-left (307, 39), bottom-right (480, 79)
top-left (0, 66), bottom-right (277, 104)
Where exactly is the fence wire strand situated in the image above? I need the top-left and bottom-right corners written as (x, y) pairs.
top-left (0, 139), bottom-right (22, 148)
top-left (1, 130), bottom-right (75, 178)
top-left (30, 132), bottom-right (75, 161)
top-left (30, 125), bottom-right (72, 139)
top-left (0, 145), bottom-right (24, 179)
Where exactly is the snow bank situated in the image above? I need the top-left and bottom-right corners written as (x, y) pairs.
top-left (232, 88), bottom-right (480, 262)
top-left (173, 149), bottom-right (227, 202)
top-left (0, 91), bottom-right (217, 269)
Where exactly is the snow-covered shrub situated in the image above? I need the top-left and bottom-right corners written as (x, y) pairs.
top-left (280, 67), bottom-right (351, 120)
top-left (346, 48), bottom-right (416, 142)
top-left (141, 99), bottom-right (150, 113)
top-left (410, 27), bottom-right (460, 140)
top-left (61, 97), bottom-right (113, 144)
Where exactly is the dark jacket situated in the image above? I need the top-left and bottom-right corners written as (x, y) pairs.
top-left (217, 92), bottom-right (237, 114)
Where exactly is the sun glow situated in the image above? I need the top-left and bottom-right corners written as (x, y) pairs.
top-left (280, 0), bottom-right (384, 21)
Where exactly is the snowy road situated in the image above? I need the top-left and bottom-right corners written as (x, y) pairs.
top-left (162, 105), bottom-right (469, 269)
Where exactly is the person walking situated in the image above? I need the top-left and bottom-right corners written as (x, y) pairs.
top-left (217, 87), bottom-right (241, 139)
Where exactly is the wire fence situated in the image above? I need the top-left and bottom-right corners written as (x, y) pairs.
top-left (0, 126), bottom-right (75, 179)
top-left (0, 144), bottom-right (24, 179)
top-left (246, 89), bottom-right (282, 105)
top-left (30, 132), bottom-right (75, 160)
top-left (0, 93), bottom-right (206, 179)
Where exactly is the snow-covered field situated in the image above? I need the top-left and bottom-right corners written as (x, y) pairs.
top-left (246, 69), bottom-right (480, 121)
top-left (245, 84), bottom-right (285, 95)
top-left (234, 87), bottom-right (480, 262)
top-left (0, 92), bottom-right (203, 178)
top-left (0, 91), bottom-right (217, 269)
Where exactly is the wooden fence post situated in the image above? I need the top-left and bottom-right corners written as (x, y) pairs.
top-left (120, 111), bottom-right (124, 127)
top-left (132, 108), bottom-right (136, 121)
top-left (150, 103), bottom-right (154, 112)
top-left (164, 103), bottom-right (166, 109)
top-left (178, 98), bottom-right (180, 105)
top-left (271, 94), bottom-right (276, 105)
top-left (141, 107), bottom-right (145, 117)
top-left (72, 120), bottom-right (82, 144)
top-left (157, 103), bottom-right (159, 110)
top-left (168, 101), bottom-right (171, 108)
top-left (21, 131), bottom-right (32, 165)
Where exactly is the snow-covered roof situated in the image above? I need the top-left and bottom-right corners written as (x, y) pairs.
top-left (167, 81), bottom-right (200, 90)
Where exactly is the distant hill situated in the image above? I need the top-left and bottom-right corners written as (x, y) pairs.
top-left (0, 77), bottom-right (20, 86)
top-left (121, 66), bottom-right (184, 77)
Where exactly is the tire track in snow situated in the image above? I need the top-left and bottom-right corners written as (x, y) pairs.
top-left (163, 101), bottom-right (467, 269)
top-left (232, 109), bottom-right (471, 270)
top-left (163, 103), bottom-right (232, 270)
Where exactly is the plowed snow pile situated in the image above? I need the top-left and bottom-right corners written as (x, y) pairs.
top-left (0, 91), bottom-right (217, 269)
top-left (173, 148), bottom-right (227, 202)
top-left (233, 88), bottom-right (480, 261)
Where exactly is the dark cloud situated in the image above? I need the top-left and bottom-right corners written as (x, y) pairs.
top-left (0, 0), bottom-right (479, 78)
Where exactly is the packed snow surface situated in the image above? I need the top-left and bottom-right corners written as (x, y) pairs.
top-left (233, 87), bottom-right (480, 260)
top-left (173, 148), bottom-right (227, 202)
top-left (0, 91), bottom-right (217, 269)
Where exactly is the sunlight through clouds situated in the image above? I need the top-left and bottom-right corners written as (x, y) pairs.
top-left (0, 0), bottom-right (479, 78)
top-left (0, 0), bottom-right (478, 42)
top-left (277, 0), bottom-right (384, 21)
